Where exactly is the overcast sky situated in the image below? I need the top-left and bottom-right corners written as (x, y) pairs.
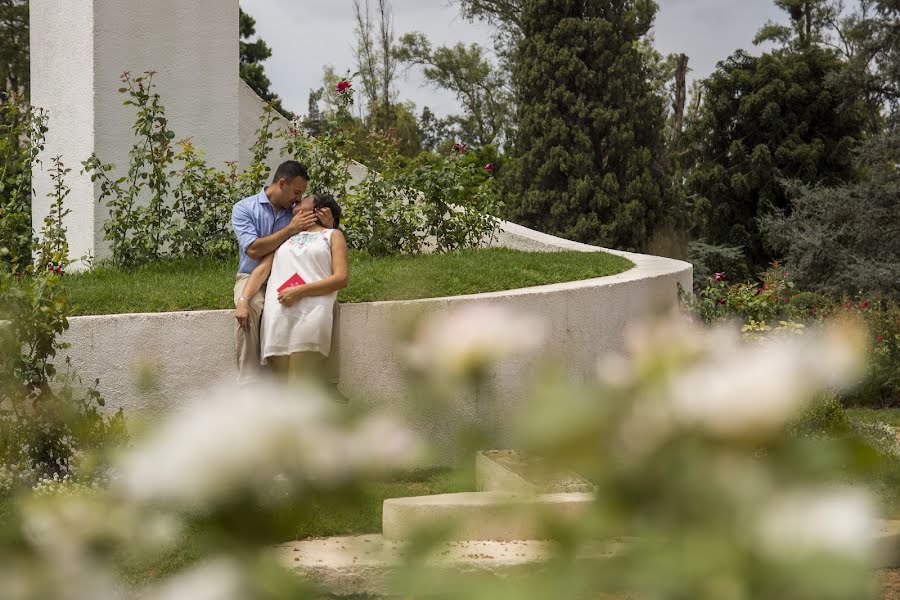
top-left (240, 0), bottom-right (786, 118)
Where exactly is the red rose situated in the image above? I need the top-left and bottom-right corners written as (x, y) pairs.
top-left (718, 299), bottom-right (726, 305)
top-left (713, 272), bottom-right (726, 282)
top-left (862, 300), bottom-right (872, 309)
top-left (484, 163), bottom-right (497, 173)
top-left (336, 80), bottom-right (352, 94)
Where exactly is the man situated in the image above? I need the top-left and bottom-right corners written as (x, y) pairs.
top-left (231, 160), bottom-right (334, 383)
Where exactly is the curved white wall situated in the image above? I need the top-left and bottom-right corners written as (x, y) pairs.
top-left (57, 227), bottom-right (691, 459)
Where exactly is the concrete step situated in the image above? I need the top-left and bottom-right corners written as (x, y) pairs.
top-left (382, 491), bottom-right (594, 542)
top-left (476, 450), bottom-right (595, 494)
top-left (273, 534), bottom-right (625, 597)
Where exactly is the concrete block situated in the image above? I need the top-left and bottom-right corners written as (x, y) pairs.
top-left (476, 450), bottom-right (595, 494)
top-left (382, 491), bottom-right (594, 542)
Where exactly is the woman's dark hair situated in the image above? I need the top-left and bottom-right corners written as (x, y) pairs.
top-left (312, 194), bottom-right (343, 229)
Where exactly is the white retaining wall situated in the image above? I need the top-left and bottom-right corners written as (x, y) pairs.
top-left (58, 228), bottom-right (691, 458)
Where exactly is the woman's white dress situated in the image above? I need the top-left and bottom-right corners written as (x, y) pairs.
top-left (261, 229), bottom-right (336, 361)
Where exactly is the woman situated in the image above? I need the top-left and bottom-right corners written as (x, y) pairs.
top-left (235, 194), bottom-right (348, 380)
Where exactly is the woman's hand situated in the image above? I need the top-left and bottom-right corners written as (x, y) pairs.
top-left (278, 285), bottom-right (306, 306)
top-left (316, 207), bottom-right (335, 229)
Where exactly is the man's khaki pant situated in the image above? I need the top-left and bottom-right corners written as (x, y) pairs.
top-left (234, 274), bottom-right (266, 384)
top-left (233, 273), bottom-right (341, 385)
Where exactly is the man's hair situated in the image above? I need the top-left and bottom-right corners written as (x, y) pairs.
top-left (312, 194), bottom-right (343, 229)
top-left (272, 160), bottom-right (309, 184)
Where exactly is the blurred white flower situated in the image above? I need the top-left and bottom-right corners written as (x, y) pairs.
top-left (405, 304), bottom-right (546, 377)
top-left (667, 335), bottom-right (814, 439)
top-left (756, 487), bottom-right (876, 562)
top-left (667, 322), bottom-right (864, 440)
top-left (146, 558), bottom-right (244, 600)
top-left (607, 318), bottom-right (866, 445)
top-left (117, 383), bottom-right (424, 507)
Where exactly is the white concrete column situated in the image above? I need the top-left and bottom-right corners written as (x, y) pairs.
top-left (31, 0), bottom-right (240, 264)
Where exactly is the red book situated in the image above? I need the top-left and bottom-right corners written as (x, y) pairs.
top-left (276, 272), bottom-right (307, 293)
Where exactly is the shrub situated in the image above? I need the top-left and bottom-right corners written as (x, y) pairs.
top-left (86, 72), bottom-right (500, 264)
top-left (683, 267), bottom-right (900, 407)
top-left (763, 131), bottom-right (900, 299)
top-left (0, 99), bottom-right (47, 272)
top-left (687, 240), bottom-right (752, 290)
top-left (84, 72), bottom-right (177, 267)
top-left (283, 75), bottom-right (500, 257)
top-left (0, 157), bottom-right (126, 492)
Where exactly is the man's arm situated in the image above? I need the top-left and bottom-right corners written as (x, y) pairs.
top-left (235, 254), bottom-right (275, 331)
top-left (243, 210), bottom-right (317, 261)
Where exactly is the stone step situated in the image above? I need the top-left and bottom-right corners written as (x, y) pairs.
top-left (273, 534), bottom-right (626, 597)
top-left (476, 450), bottom-right (595, 494)
top-left (382, 491), bottom-right (594, 542)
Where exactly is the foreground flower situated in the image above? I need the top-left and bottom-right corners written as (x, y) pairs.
top-left (713, 272), bottom-right (726, 281)
top-left (756, 487), bottom-right (876, 562)
top-left (117, 383), bottom-right (423, 507)
top-left (667, 323), bottom-right (864, 439)
top-left (405, 304), bottom-right (546, 377)
top-left (146, 558), bottom-right (244, 600)
top-left (609, 317), bottom-right (866, 446)
top-left (336, 80), bottom-right (352, 94)
top-left (484, 163), bottom-right (497, 173)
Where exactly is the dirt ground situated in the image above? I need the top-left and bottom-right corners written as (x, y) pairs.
top-left (882, 569), bottom-right (900, 599)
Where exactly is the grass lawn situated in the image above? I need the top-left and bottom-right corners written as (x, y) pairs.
top-left (0, 468), bottom-right (467, 587)
top-left (847, 408), bottom-right (900, 427)
top-left (116, 467), bottom-right (467, 585)
top-left (64, 248), bottom-right (633, 316)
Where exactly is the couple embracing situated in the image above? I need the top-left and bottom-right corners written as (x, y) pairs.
top-left (231, 160), bottom-right (349, 386)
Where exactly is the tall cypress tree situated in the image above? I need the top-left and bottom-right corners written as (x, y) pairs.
top-left (506, 0), bottom-right (674, 251)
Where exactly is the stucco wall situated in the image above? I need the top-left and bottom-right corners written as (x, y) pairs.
top-left (30, 0), bottom-right (97, 265)
top-left (31, 0), bottom-right (240, 263)
top-left (58, 226), bottom-right (691, 457)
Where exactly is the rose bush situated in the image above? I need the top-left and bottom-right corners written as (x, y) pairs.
top-left (682, 266), bottom-right (900, 407)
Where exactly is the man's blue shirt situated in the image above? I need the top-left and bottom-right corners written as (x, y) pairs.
top-left (232, 188), bottom-right (293, 274)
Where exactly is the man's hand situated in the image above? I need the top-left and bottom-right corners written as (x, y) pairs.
top-left (316, 207), bottom-right (335, 229)
top-left (235, 298), bottom-right (251, 331)
top-left (289, 210), bottom-right (317, 234)
top-left (277, 285), bottom-right (306, 307)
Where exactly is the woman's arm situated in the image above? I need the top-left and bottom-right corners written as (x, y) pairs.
top-left (278, 230), bottom-right (349, 306)
top-left (235, 253), bottom-right (275, 330)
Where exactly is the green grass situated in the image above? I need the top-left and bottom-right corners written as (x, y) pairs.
top-left (117, 467), bottom-right (467, 585)
top-left (65, 248), bottom-right (633, 316)
top-left (846, 408), bottom-right (900, 427)
top-left (0, 469), bottom-right (466, 586)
